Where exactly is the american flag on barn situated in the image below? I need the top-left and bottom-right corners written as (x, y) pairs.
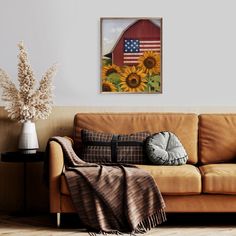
top-left (123, 38), bottom-right (160, 65)
top-left (104, 19), bottom-right (161, 67)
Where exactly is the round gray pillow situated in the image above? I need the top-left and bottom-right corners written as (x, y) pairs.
top-left (146, 131), bottom-right (188, 165)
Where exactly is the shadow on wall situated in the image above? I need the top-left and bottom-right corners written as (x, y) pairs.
top-left (0, 115), bottom-right (20, 152)
top-left (0, 106), bottom-right (77, 212)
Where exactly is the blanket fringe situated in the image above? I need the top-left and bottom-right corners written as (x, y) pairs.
top-left (133, 208), bottom-right (166, 234)
top-left (88, 230), bottom-right (123, 235)
top-left (88, 209), bottom-right (166, 235)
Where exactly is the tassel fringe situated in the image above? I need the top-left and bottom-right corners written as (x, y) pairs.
top-left (133, 208), bottom-right (167, 234)
top-left (88, 208), bottom-right (166, 236)
top-left (88, 230), bottom-right (123, 235)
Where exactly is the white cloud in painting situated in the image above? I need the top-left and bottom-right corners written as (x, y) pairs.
top-left (102, 19), bottom-right (136, 55)
top-left (110, 27), bottom-right (123, 33)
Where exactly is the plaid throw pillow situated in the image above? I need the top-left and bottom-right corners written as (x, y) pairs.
top-left (81, 129), bottom-right (150, 164)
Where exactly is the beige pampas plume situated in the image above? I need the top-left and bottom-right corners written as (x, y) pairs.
top-left (0, 41), bottom-right (57, 122)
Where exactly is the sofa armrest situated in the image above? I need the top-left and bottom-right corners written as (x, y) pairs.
top-left (49, 138), bottom-right (73, 213)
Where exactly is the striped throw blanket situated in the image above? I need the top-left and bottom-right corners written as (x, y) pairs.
top-left (51, 137), bottom-right (166, 234)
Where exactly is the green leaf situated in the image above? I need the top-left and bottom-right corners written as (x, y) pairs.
top-left (147, 75), bottom-right (161, 92)
top-left (102, 58), bottom-right (112, 66)
top-left (107, 73), bottom-right (121, 85)
top-left (144, 84), bottom-right (150, 92)
top-left (116, 84), bottom-right (123, 92)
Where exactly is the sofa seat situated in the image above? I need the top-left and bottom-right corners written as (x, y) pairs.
top-left (61, 164), bottom-right (202, 196)
top-left (200, 164), bottom-right (236, 194)
top-left (137, 164), bottom-right (201, 195)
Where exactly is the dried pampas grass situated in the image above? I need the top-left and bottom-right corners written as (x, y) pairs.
top-left (0, 42), bottom-right (57, 122)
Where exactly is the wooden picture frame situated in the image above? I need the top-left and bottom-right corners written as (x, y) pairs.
top-left (100, 17), bottom-right (162, 94)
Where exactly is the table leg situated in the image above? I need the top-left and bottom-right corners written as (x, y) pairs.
top-left (23, 161), bottom-right (27, 213)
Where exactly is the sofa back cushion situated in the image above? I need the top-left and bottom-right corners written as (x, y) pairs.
top-left (73, 113), bottom-right (198, 164)
top-left (199, 114), bottom-right (236, 164)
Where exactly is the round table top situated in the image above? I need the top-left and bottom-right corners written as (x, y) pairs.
top-left (0, 151), bottom-right (44, 162)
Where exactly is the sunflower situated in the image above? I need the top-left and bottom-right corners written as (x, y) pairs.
top-left (102, 81), bottom-right (117, 92)
top-left (102, 64), bottom-right (121, 79)
top-left (138, 51), bottom-right (161, 75)
top-left (120, 66), bottom-right (147, 92)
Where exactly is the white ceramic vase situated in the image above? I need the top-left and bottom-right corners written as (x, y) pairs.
top-left (18, 120), bottom-right (39, 154)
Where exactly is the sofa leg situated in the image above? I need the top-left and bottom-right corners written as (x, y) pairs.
top-left (57, 213), bottom-right (61, 227)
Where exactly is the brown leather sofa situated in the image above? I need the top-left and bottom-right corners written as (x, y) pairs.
top-left (49, 113), bottom-right (236, 226)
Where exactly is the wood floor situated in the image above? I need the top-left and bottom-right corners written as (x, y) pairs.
top-left (0, 212), bottom-right (236, 235)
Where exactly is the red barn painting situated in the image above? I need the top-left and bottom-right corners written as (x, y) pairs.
top-left (108, 19), bottom-right (161, 66)
top-left (101, 18), bottom-right (162, 94)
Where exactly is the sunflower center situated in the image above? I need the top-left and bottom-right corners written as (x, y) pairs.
top-left (144, 57), bottom-right (156, 69)
top-left (102, 83), bottom-right (112, 92)
top-left (106, 68), bottom-right (117, 76)
top-left (126, 73), bottom-right (141, 88)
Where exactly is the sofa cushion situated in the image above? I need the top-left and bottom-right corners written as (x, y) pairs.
top-left (81, 129), bottom-right (150, 164)
top-left (137, 164), bottom-right (201, 195)
top-left (74, 113), bottom-right (198, 164)
top-left (199, 114), bottom-right (236, 164)
top-left (146, 131), bottom-right (188, 165)
top-left (200, 164), bottom-right (236, 194)
top-left (61, 164), bottom-right (201, 195)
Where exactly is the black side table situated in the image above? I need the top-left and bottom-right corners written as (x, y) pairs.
top-left (1, 151), bottom-right (44, 214)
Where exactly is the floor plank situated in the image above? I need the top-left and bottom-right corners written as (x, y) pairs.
top-left (0, 213), bottom-right (236, 235)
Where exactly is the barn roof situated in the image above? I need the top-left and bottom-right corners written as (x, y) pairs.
top-left (106, 19), bottom-right (160, 56)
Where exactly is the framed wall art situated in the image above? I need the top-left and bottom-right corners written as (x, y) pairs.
top-left (101, 17), bottom-right (162, 93)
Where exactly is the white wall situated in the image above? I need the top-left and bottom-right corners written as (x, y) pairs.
top-left (0, 0), bottom-right (236, 107)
